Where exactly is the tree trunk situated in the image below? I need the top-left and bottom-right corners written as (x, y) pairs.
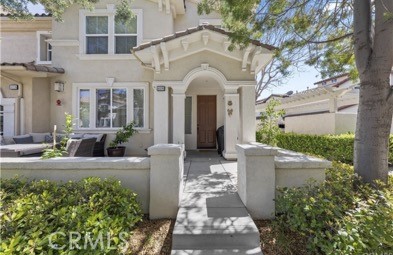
top-left (354, 71), bottom-right (393, 183)
top-left (353, 0), bottom-right (393, 183)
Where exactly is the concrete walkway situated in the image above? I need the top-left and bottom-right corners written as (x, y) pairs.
top-left (171, 152), bottom-right (262, 255)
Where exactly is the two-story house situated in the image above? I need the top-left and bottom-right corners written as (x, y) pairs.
top-left (0, 0), bottom-right (274, 158)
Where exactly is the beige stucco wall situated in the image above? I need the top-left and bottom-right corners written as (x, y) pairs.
top-left (1, 77), bottom-right (20, 98)
top-left (285, 113), bottom-right (336, 135)
top-left (155, 51), bottom-right (255, 82)
top-left (0, 32), bottom-right (37, 63)
top-left (175, 1), bottom-right (221, 31)
top-left (21, 77), bottom-right (51, 134)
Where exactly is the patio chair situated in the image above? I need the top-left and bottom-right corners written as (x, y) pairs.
top-left (66, 138), bottom-right (96, 157)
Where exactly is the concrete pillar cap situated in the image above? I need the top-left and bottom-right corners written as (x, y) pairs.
top-left (148, 144), bottom-right (184, 156)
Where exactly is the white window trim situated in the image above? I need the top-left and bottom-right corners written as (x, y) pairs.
top-left (72, 82), bottom-right (149, 132)
top-left (79, 6), bottom-right (143, 58)
top-left (36, 31), bottom-right (52, 64)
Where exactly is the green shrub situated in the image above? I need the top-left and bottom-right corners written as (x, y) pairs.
top-left (0, 177), bottom-right (143, 254)
top-left (256, 132), bottom-right (393, 164)
top-left (257, 99), bottom-right (285, 146)
top-left (275, 162), bottom-right (393, 254)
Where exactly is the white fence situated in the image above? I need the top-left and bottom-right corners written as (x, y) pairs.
top-left (1, 143), bottom-right (330, 220)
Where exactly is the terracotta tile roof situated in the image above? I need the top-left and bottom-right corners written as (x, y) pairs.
top-left (1, 62), bottom-right (65, 74)
top-left (313, 73), bottom-right (349, 85)
top-left (133, 25), bottom-right (277, 52)
top-left (0, 13), bottom-right (51, 17)
top-left (256, 93), bottom-right (291, 105)
top-left (332, 77), bottom-right (351, 88)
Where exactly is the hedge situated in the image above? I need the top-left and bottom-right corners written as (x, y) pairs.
top-left (0, 177), bottom-right (143, 254)
top-left (258, 132), bottom-right (393, 165)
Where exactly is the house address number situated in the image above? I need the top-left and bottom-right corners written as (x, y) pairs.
top-left (156, 86), bottom-right (166, 92)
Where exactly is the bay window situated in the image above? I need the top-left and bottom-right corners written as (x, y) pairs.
top-left (74, 83), bottom-right (148, 130)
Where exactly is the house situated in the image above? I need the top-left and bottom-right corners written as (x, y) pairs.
top-left (0, 0), bottom-right (275, 159)
top-left (256, 73), bottom-right (393, 135)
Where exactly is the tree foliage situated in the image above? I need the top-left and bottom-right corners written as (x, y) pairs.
top-left (198, 0), bottom-right (358, 80)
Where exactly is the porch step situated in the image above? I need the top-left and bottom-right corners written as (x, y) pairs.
top-left (171, 247), bottom-right (263, 255)
top-left (172, 207), bottom-right (260, 250)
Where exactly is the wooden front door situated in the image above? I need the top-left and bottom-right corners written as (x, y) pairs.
top-left (197, 95), bottom-right (217, 149)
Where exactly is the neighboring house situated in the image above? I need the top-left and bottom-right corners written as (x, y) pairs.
top-left (256, 73), bottom-right (393, 135)
top-left (0, 0), bottom-right (275, 159)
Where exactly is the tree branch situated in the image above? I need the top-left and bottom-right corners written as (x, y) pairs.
top-left (353, 0), bottom-right (373, 74)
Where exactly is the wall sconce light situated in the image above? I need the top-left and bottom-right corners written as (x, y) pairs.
top-left (9, 84), bottom-right (19, 90)
top-left (54, 81), bottom-right (65, 92)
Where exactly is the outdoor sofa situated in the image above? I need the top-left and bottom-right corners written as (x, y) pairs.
top-left (0, 133), bottom-right (106, 157)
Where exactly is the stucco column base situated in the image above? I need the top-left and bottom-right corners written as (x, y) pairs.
top-left (148, 144), bottom-right (184, 219)
top-left (236, 144), bottom-right (278, 219)
top-left (222, 151), bottom-right (238, 160)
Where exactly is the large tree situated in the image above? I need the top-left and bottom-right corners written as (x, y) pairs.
top-left (199, 0), bottom-right (393, 183)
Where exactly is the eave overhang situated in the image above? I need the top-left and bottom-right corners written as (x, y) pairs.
top-left (133, 25), bottom-right (276, 75)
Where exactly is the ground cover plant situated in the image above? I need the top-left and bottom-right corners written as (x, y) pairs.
top-left (0, 177), bottom-right (143, 254)
top-left (274, 162), bottom-right (393, 254)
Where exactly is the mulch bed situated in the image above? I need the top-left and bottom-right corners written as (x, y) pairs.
top-left (255, 220), bottom-right (308, 255)
top-left (125, 216), bottom-right (175, 255)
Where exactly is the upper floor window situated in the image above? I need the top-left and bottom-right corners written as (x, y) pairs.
top-left (36, 31), bottom-right (52, 64)
top-left (80, 6), bottom-right (143, 56)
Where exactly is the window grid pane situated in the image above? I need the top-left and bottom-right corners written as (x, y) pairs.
top-left (86, 36), bottom-right (108, 54)
top-left (115, 36), bottom-right (137, 54)
top-left (79, 89), bottom-right (90, 128)
top-left (185, 97), bottom-right (192, 134)
top-left (112, 89), bottom-right (127, 127)
top-left (96, 89), bottom-right (111, 128)
top-left (115, 16), bottom-right (137, 34)
top-left (86, 16), bottom-right (108, 34)
top-left (133, 89), bottom-right (144, 128)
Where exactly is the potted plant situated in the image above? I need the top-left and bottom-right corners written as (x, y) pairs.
top-left (106, 122), bottom-right (136, 157)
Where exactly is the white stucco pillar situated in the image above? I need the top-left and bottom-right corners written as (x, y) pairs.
top-left (172, 93), bottom-right (186, 144)
top-left (223, 93), bottom-right (240, 160)
top-left (153, 85), bottom-right (169, 144)
top-left (240, 86), bottom-right (256, 143)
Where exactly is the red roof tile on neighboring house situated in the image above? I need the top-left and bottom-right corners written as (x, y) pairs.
top-left (133, 25), bottom-right (277, 52)
top-left (0, 13), bottom-right (51, 17)
top-left (1, 62), bottom-right (65, 74)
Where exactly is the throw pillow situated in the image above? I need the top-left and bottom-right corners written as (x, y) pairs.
top-left (83, 134), bottom-right (103, 142)
top-left (30, 132), bottom-right (51, 143)
top-left (13, 135), bottom-right (34, 144)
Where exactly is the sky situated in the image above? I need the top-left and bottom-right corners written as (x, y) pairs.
top-left (27, 3), bottom-right (324, 98)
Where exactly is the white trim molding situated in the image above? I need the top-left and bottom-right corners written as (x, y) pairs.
top-left (36, 31), bottom-right (52, 65)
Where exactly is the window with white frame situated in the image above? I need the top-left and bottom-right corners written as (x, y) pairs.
top-left (80, 7), bottom-right (142, 55)
top-left (36, 31), bottom-right (52, 64)
top-left (75, 83), bottom-right (148, 130)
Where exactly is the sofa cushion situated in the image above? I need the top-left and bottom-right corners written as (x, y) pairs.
top-left (83, 133), bottom-right (104, 142)
top-left (70, 134), bottom-right (84, 139)
top-left (13, 135), bottom-right (33, 144)
top-left (45, 134), bottom-right (65, 143)
top-left (30, 132), bottom-right (51, 143)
